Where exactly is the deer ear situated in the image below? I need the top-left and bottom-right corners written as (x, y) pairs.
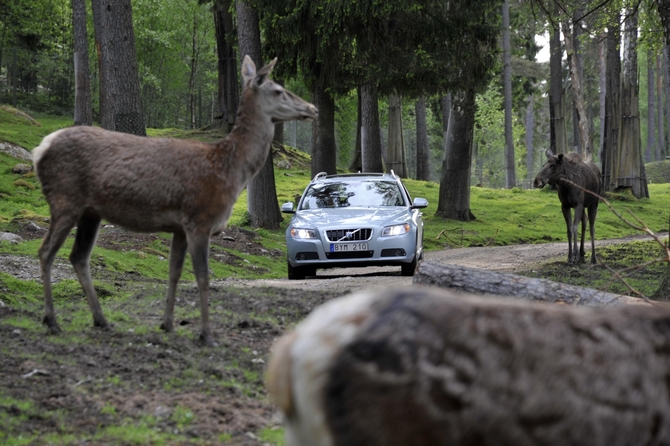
top-left (255, 58), bottom-right (277, 86)
top-left (241, 55), bottom-right (257, 86)
top-left (545, 148), bottom-right (554, 159)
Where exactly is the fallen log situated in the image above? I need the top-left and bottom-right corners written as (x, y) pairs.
top-left (414, 261), bottom-right (646, 306)
top-left (266, 287), bottom-right (670, 446)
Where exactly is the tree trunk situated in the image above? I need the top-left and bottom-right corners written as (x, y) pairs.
top-left (415, 94), bottom-right (430, 181)
top-left (237, 0), bottom-right (282, 229)
top-left (435, 89), bottom-right (476, 221)
top-left (616, 9), bottom-right (649, 199)
top-left (440, 94), bottom-right (452, 181)
top-left (502, 0), bottom-right (516, 188)
top-left (598, 37), bottom-right (606, 160)
top-left (360, 82), bottom-right (384, 172)
top-left (213, 0), bottom-right (238, 132)
top-left (647, 49), bottom-right (657, 163)
top-left (415, 262), bottom-right (646, 307)
top-left (441, 94), bottom-right (451, 141)
top-left (664, 46), bottom-right (670, 160)
top-left (549, 20), bottom-right (567, 155)
top-left (93, 0), bottom-right (146, 135)
top-left (91, 0), bottom-right (111, 130)
top-left (387, 93), bottom-right (407, 177)
top-left (348, 87), bottom-right (363, 172)
top-left (525, 95), bottom-right (534, 180)
top-left (73, 0), bottom-right (92, 126)
top-left (563, 20), bottom-right (590, 156)
top-left (188, 11), bottom-right (198, 129)
top-left (657, 54), bottom-right (665, 161)
top-left (571, 9), bottom-right (585, 154)
top-left (602, 19), bottom-right (621, 192)
top-left (310, 83), bottom-right (337, 176)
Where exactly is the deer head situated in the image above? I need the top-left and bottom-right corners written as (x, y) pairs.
top-left (534, 149), bottom-right (564, 188)
top-left (240, 55), bottom-right (317, 124)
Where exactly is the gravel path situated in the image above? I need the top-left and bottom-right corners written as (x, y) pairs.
top-left (216, 232), bottom-right (668, 293)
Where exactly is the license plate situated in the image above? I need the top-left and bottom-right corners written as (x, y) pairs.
top-left (330, 243), bottom-right (368, 252)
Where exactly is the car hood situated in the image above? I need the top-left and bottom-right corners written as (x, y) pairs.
top-left (292, 207), bottom-right (411, 227)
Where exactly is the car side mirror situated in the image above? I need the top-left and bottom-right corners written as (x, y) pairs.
top-left (411, 197), bottom-right (428, 209)
top-left (281, 202), bottom-right (295, 214)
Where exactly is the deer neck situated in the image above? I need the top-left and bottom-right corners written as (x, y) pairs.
top-left (224, 89), bottom-right (276, 185)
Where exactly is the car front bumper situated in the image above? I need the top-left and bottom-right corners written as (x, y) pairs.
top-left (286, 227), bottom-right (419, 269)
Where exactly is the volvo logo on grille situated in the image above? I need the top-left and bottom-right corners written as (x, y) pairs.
top-left (336, 228), bottom-right (362, 242)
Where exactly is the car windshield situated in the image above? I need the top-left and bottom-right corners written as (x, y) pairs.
top-left (300, 180), bottom-right (405, 210)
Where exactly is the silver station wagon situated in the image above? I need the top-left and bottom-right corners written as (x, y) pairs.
top-left (282, 172), bottom-right (428, 280)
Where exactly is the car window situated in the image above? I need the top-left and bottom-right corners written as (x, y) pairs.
top-left (300, 180), bottom-right (405, 209)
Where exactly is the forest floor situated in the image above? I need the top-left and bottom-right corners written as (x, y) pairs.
top-left (0, 228), bottom-right (666, 445)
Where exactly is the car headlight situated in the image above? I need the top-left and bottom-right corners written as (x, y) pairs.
top-left (382, 223), bottom-right (410, 236)
top-left (290, 228), bottom-right (317, 239)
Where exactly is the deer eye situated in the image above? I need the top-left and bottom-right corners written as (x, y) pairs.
top-left (275, 90), bottom-right (283, 96)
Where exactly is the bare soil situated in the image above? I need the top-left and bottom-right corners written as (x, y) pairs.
top-left (0, 227), bottom-right (665, 445)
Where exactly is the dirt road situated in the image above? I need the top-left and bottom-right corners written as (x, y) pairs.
top-left (216, 232), bottom-right (667, 293)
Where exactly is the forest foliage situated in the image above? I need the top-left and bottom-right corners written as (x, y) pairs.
top-left (0, 0), bottom-right (669, 185)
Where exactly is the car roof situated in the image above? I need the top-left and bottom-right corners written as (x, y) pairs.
top-left (310, 171), bottom-right (401, 183)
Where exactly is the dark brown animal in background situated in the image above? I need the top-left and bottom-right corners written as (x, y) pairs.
top-left (32, 56), bottom-right (317, 346)
top-left (534, 149), bottom-right (602, 265)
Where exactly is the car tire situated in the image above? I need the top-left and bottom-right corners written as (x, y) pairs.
top-left (401, 256), bottom-right (417, 276)
top-left (287, 262), bottom-right (316, 280)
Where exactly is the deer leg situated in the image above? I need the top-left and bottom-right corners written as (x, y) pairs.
top-left (161, 231), bottom-right (188, 333)
top-left (579, 211), bottom-right (587, 263)
top-left (186, 230), bottom-right (216, 347)
top-left (561, 204), bottom-right (574, 264)
top-left (39, 213), bottom-right (78, 334)
top-left (588, 205), bottom-right (599, 264)
top-left (571, 204), bottom-right (585, 265)
top-left (70, 213), bottom-right (109, 329)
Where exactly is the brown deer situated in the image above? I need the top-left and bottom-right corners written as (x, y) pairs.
top-left (267, 286), bottom-right (670, 446)
top-left (533, 149), bottom-right (602, 265)
top-left (32, 56), bottom-right (317, 346)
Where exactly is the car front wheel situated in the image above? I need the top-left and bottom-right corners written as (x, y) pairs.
top-left (401, 256), bottom-right (417, 276)
top-left (287, 262), bottom-right (316, 280)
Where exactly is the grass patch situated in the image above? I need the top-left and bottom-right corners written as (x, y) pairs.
top-left (0, 106), bottom-right (71, 151)
top-left (258, 426), bottom-right (285, 445)
top-left (523, 240), bottom-right (668, 297)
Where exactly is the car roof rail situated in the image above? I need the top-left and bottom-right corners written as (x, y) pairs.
top-left (312, 172), bottom-right (328, 181)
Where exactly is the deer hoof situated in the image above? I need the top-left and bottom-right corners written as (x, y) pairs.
top-left (160, 321), bottom-right (174, 333)
top-left (199, 332), bottom-right (218, 348)
top-left (42, 316), bottom-right (62, 334)
top-left (93, 316), bottom-right (112, 330)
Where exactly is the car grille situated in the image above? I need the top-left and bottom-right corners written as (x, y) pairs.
top-left (325, 228), bottom-right (372, 242)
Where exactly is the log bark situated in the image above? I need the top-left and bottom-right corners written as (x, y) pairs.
top-left (269, 286), bottom-right (670, 446)
top-left (414, 262), bottom-right (646, 307)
